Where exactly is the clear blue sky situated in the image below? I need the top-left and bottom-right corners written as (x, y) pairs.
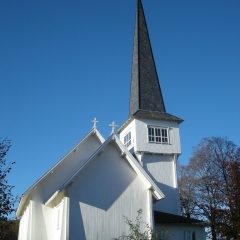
top-left (1, 0), bottom-right (240, 207)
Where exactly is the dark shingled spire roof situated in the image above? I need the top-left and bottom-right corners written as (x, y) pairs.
top-left (119, 0), bottom-right (183, 133)
top-left (128, 0), bottom-right (183, 123)
top-left (130, 0), bottom-right (165, 116)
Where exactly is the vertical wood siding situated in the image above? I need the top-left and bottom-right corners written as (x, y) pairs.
top-left (18, 134), bottom-right (102, 240)
top-left (68, 144), bottom-right (151, 240)
top-left (134, 119), bottom-right (181, 154)
top-left (18, 201), bottom-right (32, 240)
top-left (143, 154), bottom-right (180, 215)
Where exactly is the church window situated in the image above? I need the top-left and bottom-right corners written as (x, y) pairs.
top-left (124, 131), bottom-right (131, 147)
top-left (55, 203), bottom-right (61, 230)
top-left (148, 126), bottom-right (169, 143)
top-left (182, 231), bottom-right (196, 240)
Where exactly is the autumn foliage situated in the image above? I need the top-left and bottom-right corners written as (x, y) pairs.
top-left (178, 137), bottom-right (240, 240)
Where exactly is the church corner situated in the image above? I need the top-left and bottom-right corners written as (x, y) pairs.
top-left (17, 0), bottom-right (206, 240)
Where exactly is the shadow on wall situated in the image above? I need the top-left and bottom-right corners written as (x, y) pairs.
top-left (72, 145), bottom-right (136, 210)
top-left (142, 157), bottom-right (180, 214)
top-left (68, 144), bottom-right (137, 239)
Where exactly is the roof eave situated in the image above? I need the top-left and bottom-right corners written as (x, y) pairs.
top-left (118, 110), bottom-right (183, 134)
top-left (16, 128), bottom-right (105, 217)
top-left (51, 134), bottom-right (164, 202)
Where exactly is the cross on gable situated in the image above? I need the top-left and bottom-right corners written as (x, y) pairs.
top-left (91, 118), bottom-right (99, 129)
top-left (109, 121), bottom-right (118, 134)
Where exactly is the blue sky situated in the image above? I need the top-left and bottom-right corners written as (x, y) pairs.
top-left (1, 0), bottom-right (240, 208)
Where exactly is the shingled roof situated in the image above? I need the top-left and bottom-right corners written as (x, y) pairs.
top-left (130, 0), bottom-right (165, 117)
top-left (118, 0), bottom-right (183, 134)
top-left (154, 211), bottom-right (206, 225)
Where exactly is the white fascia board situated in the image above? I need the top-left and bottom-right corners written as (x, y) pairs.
top-left (16, 128), bottom-right (105, 217)
top-left (49, 133), bottom-right (164, 203)
top-left (94, 128), bottom-right (105, 143)
top-left (58, 134), bottom-right (114, 192)
top-left (45, 190), bottom-right (60, 206)
top-left (16, 192), bottom-right (30, 218)
top-left (114, 137), bottom-right (165, 200)
top-left (44, 136), bottom-right (114, 206)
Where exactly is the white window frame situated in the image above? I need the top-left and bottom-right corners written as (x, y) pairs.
top-left (124, 131), bottom-right (132, 148)
top-left (147, 126), bottom-right (169, 144)
top-left (55, 203), bottom-right (62, 230)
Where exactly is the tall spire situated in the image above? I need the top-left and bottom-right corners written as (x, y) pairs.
top-left (129, 0), bottom-right (166, 117)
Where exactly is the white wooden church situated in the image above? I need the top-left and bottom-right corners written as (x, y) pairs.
top-left (16, 1), bottom-right (206, 239)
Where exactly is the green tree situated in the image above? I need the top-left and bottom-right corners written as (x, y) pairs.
top-left (0, 138), bottom-right (17, 240)
top-left (113, 209), bottom-right (170, 240)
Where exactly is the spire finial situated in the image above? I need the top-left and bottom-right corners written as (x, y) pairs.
top-left (109, 121), bottom-right (118, 134)
top-left (91, 118), bottom-right (99, 129)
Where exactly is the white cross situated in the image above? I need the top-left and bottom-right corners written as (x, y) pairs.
top-left (109, 121), bottom-right (118, 134)
top-left (91, 118), bottom-right (99, 129)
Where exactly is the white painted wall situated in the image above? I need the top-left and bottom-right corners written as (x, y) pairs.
top-left (120, 119), bottom-right (181, 154)
top-left (134, 119), bottom-right (181, 154)
top-left (52, 194), bottom-right (69, 240)
top-left (119, 119), bottom-right (181, 215)
top-left (155, 224), bottom-right (206, 240)
top-left (143, 154), bottom-right (180, 215)
top-left (67, 143), bottom-right (151, 240)
top-left (18, 201), bottom-right (32, 240)
top-left (18, 133), bottom-right (102, 240)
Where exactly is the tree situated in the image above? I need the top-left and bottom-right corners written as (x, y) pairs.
top-left (177, 163), bottom-right (196, 219)
top-left (216, 147), bottom-right (240, 239)
top-left (0, 220), bottom-right (19, 240)
top-left (113, 209), bottom-right (170, 240)
top-left (0, 138), bottom-right (17, 239)
top-left (178, 137), bottom-right (240, 240)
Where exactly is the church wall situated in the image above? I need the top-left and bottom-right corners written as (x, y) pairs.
top-left (143, 154), bottom-right (180, 215)
top-left (134, 119), bottom-right (181, 154)
top-left (155, 223), bottom-right (206, 240)
top-left (18, 201), bottom-right (32, 240)
top-left (30, 187), bottom-right (53, 240)
top-left (67, 143), bottom-right (151, 240)
top-left (51, 194), bottom-right (69, 240)
top-left (18, 133), bottom-right (102, 240)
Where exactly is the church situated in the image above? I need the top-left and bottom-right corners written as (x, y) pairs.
top-left (16, 1), bottom-right (206, 239)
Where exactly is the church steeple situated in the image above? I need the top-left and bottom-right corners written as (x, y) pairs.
top-left (119, 0), bottom-right (183, 216)
top-left (119, 0), bottom-right (182, 134)
top-left (128, 0), bottom-right (183, 124)
top-left (130, 0), bottom-right (166, 117)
